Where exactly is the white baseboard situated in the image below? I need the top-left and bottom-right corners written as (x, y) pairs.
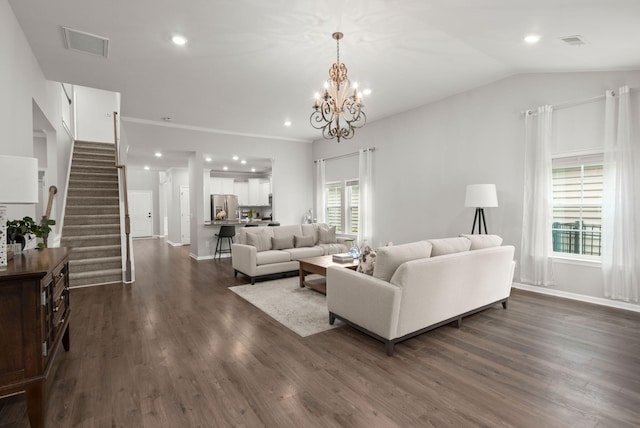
top-left (190, 253), bottom-right (215, 261)
top-left (512, 282), bottom-right (640, 313)
top-left (167, 240), bottom-right (187, 247)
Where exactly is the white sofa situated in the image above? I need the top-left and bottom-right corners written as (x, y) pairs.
top-left (327, 235), bottom-right (515, 356)
top-left (232, 223), bottom-right (349, 284)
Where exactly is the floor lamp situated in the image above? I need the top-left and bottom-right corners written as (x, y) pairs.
top-left (0, 155), bottom-right (39, 269)
top-left (465, 184), bottom-right (498, 234)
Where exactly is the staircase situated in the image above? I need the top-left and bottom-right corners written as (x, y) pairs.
top-left (62, 141), bottom-right (123, 287)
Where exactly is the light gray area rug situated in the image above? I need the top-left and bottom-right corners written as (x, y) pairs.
top-left (229, 276), bottom-right (343, 337)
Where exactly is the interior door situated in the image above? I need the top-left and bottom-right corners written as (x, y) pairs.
top-left (129, 190), bottom-right (153, 237)
top-left (180, 185), bottom-right (190, 245)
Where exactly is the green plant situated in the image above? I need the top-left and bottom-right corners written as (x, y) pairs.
top-left (5, 216), bottom-right (55, 250)
top-left (248, 209), bottom-right (254, 220)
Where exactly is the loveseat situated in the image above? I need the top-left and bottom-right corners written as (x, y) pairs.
top-left (232, 223), bottom-right (349, 284)
top-left (327, 235), bottom-right (515, 356)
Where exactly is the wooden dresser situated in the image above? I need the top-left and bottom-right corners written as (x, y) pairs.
top-left (0, 248), bottom-right (70, 428)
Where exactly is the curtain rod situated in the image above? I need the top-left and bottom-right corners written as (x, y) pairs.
top-left (522, 87), bottom-right (637, 116)
top-left (314, 147), bottom-right (375, 163)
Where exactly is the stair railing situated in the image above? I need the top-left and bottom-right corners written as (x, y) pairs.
top-left (41, 185), bottom-right (57, 248)
top-left (113, 112), bottom-right (133, 282)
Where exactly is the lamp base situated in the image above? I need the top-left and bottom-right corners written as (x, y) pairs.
top-left (470, 207), bottom-right (489, 234)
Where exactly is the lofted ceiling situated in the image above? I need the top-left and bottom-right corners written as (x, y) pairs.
top-left (9, 0), bottom-right (640, 170)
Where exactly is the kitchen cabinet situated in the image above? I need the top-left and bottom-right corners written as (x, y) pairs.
top-left (211, 177), bottom-right (235, 195)
top-left (259, 180), bottom-right (271, 205)
top-left (234, 181), bottom-right (249, 205)
top-left (248, 179), bottom-right (260, 205)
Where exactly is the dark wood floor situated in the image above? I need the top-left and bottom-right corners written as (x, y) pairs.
top-left (2, 238), bottom-right (640, 427)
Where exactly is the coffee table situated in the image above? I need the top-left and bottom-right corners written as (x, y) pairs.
top-left (298, 255), bottom-right (359, 294)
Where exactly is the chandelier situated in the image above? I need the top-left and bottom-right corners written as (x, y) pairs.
top-left (310, 32), bottom-right (366, 142)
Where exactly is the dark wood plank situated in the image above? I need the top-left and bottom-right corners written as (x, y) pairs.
top-left (2, 238), bottom-right (639, 427)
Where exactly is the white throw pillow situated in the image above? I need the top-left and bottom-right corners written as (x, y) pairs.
top-left (294, 234), bottom-right (315, 248)
top-left (427, 237), bottom-right (471, 256)
top-left (460, 234), bottom-right (503, 250)
top-left (373, 241), bottom-right (432, 282)
top-left (318, 225), bottom-right (336, 244)
top-left (272, 235), bottom-right (294, 250)
top-left (246, 230), bottom-right (272, 252)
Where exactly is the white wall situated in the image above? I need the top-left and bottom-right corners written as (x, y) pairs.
top-left (74, 85), bottom-right (120, 143)
top-left (166, 168), bottom-right (188, 245)
top-left (0, 2), bottom-right (72, 228)
top-left (312, 70), bottom-right (640, 307)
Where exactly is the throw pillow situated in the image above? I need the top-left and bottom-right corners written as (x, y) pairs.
top-left (460, 234), bottom-right (503, 250)
top-left (318, 225), bottom-right (337, 244)
top-left (246, 230), bottom-right (272, 252)
top-left (373, 241), bottom-right (432, 282)
top-left (357, 246), bottom-right (377, 275)
top-left (294, 234), bottom-right (315, 248)
top-left (272, 235), bottom-right (294, 250)
top-left (427, 237), bottom-right (471, 257)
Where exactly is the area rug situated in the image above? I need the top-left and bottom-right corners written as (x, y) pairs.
top-left (228, 276), bottom-right (342, 337)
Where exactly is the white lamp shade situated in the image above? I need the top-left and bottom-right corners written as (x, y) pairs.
top-left (465, 184), bottom-right (498, 208)
top-left (0, 155), bottom-right (39, 203)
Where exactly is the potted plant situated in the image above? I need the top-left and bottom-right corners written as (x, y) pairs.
top-left (248, 209), bottom-right (254, 221)
top-left (5, 216), bottom-right (55, 250)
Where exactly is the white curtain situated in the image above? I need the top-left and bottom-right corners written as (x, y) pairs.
top-left (520, 105), bottom-right (554, 286)
top-left (358, 149), bottom-right (373, 246)
top-left (315, 159), bottom-right (326, 223)
top-left (602, 86), bottom-right (639, 302)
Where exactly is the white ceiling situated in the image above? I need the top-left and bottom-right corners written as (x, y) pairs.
top-left (10, 0), bottom-right (640, 170)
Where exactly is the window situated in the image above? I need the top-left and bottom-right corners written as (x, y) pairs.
top-left (551, 154), bottom-right (603, 257)
top-left (325, 180), bottom-right (359, 235)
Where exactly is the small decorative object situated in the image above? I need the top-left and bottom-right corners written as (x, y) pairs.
top-left (216, 210), bottom-right (226, 220)
top-left (332, 252), bottom-right (354, 263)
top-left (357, 245), bottom-right (376, 275)
top-left (248, 209), bottom-right (254, 220)
top-left (346, 239), bottom-right (360, 259)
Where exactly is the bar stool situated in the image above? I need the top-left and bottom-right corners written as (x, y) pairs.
top-left (245, 224), bottom-right (259, 227)
top-left (214, 225), bottom-right (236, 259)
top-left (268, 222), bottom-right (280, 226)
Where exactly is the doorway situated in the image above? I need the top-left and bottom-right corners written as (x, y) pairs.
top-left (129, 190), bottom-right (153, 237)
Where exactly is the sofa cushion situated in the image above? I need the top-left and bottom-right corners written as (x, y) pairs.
top-left (301, 224), bottom-right (318, 243)
top-left (284, 246), bottom-right (324, 260)
top-left (357, 246), bottom-right (376, 275)
top-left (460, 234), bottom-right (503, 250)
top-left (373, 241), bottom-right (432, 282)
top-left (318, 243), bottom-right (347, 255)
top-left (255, 250), bottom-right (291, 266)
top-left (427, 237), bottom-right (471, 256)
top-left (273, 225), bottom-right (302, 240)
top-left (246, 229), bottom-right (273, 252)
top-left (294, 234), bottom-right (315, 248)
top-left (318, 225), bottom-right (337, 244)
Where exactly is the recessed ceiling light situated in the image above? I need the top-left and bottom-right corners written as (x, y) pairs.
top-left (251, 168), bottom-right (256, 172)
top-left (223, 166), bottom-right (228, 171)
top-left (232, 155), bottom-right (239, 161)
top-left (363, 88), bottom-right (372, 96)
top-left (172, 35), bottom-right (187, 46)
top-left (205, 157), bottom-right (212, 162)
top-left (144, 165), bottom-right (150, 170)
top-left (155, 152), bottom-right (162, 157)
top-left (241, 160), bottom-right (247, 165)
top-left (284, 120), bottom-right (292, 127)
top-left (524, 34), bottom-right (541, 44)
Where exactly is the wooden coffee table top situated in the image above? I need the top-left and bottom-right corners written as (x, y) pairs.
top-left (298, 255), bottom-right (360, 275)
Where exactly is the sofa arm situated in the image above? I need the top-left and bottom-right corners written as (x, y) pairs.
top-left (231, 243), bottom-right (257, 276)
top-left (327, 266), bottom-right (402, 340)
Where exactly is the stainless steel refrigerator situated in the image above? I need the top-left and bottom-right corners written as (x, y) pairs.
top-left (211, 194), bottom-right (239, 221)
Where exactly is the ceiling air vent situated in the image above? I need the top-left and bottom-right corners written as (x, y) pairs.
top-left (62, 26), bottom-right (109, 58)
top-left (560, 35), bottom-right (585, 46)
